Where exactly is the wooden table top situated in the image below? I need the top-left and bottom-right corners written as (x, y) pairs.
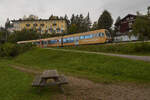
top-left (41, 70), bottom-right (59, 79)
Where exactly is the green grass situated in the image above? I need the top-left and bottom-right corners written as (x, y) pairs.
top-left (1, 47), bottom-right (150, 99)
top-left (11, 48), bottom-right (150, 83)
top-left (0, 59), bottom-right (62, 100)
top-left (62, 42), bottom-right (150, 56)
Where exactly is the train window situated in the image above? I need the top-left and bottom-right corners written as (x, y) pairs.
top-left (106, 31), bottom-right (111, 38)
top-left (35, 42), bottom-right (40, 45)
top-left (99, 33), bottom-right (102, 37)
top-left (93, 34), bottom-right (99, 37)
top-left (70, 37), bottom-right (74, 41)
top-left (101, 33), bottom-right (105, 37)
top-left (69, 37), bottom-right (74, 43)
top-left (84, 35), bottom-right (88, 39)
top-left (95, 34), bottom-right (99, 37)
top-left (85, 35), bottom-right (91, 39)
top-left (80, 36), bottom-right (85, 40)
top-left (49, 40), bottom-right (58, 44)
top-left (41, 41), bottom-right (44, 45)
top-left (98, 32), bottom-right (104, 37)
top-left (92, 34), bottom-right (96, 37)
top-left (63, 38), bottom-right (67, 43)
top-left (89, 34), bottom-right (93, 38)
top-left (70, 37), bottom-right (74, 42)
top-left (48, 40), bottom-right (51, 44)
top-left (59, 39), bottom-right (61, 43)
top-left (42, 41), bottom-right (47, 45)
top-left (63, 37), bottom-right (74, 43)
top-left (66, 38), bottom-right (69, 43)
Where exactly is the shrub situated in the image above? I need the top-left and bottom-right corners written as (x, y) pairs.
top-left (0, 43), bottom-right (34, 57)
top-left (66, 42), bottom-right (150, 55)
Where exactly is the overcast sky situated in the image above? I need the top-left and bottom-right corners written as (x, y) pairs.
top-left (0, 0), bottom-right (149, 26)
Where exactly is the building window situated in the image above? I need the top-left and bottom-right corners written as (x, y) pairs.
top-left (26, 24), bottom-right (30, 27)
top-left (57, 30), bottom-right (60, 33)
top-left (129, 22), bottom-right (132, 28)
top-left (57, 28), bottom-right (60, 33)
top-left (61, 30), bottom-right (64, 33)
top-left (53, 30), bottom-right (56, 33)
top-left (40, 24), bottom-right (45, 27)
top-left (33, 23), bottom-right (38, 27)
top-left (49, 28), bottom-right (53, 32)
top-left (127, 18), bottom-right (129, 21)
top-left (130, 17), bottom-right (133, 20)
top-left (53, 23), bottom-right (57, 26)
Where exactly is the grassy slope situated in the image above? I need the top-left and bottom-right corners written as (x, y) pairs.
top-left (12, 48), bottom-right (150, 83)
top-left (62, 42), bottom-right (150, 56)
top-left (0, 59), bottom-right (60, 100)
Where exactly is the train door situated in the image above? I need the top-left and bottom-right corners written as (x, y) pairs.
top-left (74, 36), bottom-right (79, 46)
top-left (44, 41), bottom-right (48, 48)
top-left (61, 38), bottom-right (63, 47)
top-left (41, 40), bottom-right (47, 48)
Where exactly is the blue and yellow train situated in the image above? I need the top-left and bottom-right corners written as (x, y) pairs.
top-left (17, 29), bottom-right (112, 47)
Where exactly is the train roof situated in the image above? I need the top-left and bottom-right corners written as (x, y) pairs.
top-left (17, 39), bottom-right (40, 44)
top-left (63, 29), bottom-right (106, 38)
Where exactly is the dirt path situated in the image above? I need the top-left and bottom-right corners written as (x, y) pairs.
top-left (11, 65), bottom-right (150, 100)
top-left (46, 48), bottom-right (150, 62)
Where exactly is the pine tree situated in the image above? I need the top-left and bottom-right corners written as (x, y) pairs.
top-left (91, 21), bottom-right (98, 30)
top-left (64, 14), bottom-right (70, 33)
top-left (70, 14), bottom-right (75, 24)
top-left (98, 10), bottom-right (113, 30)
top-left (84, 12), bottom-right (92, 31)
top-left (115, 16), bottom-right (121, 24)
top-left (114, 16), bottom-right (121, 34)
top-left (68, 13), bottom-right (92, 34)
top-left (5, 18), bottom-right (12, 29)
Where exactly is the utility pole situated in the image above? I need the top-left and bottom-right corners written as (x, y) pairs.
top-left (148, 6), bottom-right (150, 16)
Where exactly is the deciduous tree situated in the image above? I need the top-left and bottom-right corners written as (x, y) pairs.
top-left (131, 16), bottom-right (150, 40)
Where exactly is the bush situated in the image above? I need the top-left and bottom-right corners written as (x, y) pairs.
top-left (0, 43), bottom-right (34, 57)
top-left (65, 42), bottom-right (150, 55)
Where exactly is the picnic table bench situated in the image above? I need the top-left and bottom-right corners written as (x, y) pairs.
top-left (32, 70), bottom-right (68, 92)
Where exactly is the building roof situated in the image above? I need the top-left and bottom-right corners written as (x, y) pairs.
top-left (11, 18), bottom-right (66, 22)
top-left (121, 14), bottom-right (136, 21)
top-left (115, 14), bottom-right (136, 26)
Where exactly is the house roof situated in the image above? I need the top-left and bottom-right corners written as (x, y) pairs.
top-left (115, 14), bottom-right (136, 26)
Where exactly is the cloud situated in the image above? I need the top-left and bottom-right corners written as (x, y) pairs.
top-left (0, 0), bottom-right (149, 26)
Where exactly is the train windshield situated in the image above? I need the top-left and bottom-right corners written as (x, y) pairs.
top-left (105, 30), bottom-right (111, 38)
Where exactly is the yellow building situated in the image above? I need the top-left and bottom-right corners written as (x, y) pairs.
top-left (11, 15), bottom-right (68, 34)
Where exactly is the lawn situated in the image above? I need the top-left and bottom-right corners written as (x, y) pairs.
top-left (0, 59), bottom-right (61, 100)
top-left (1, 48), bottom-right (150, 99)
top-left (62, 42), bottom-right (150, 56)
top-left (11, 48), bottom-right (150, 83)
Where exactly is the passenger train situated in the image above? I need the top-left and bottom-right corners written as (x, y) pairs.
top-left (17, 29), bottom-right (112, 47)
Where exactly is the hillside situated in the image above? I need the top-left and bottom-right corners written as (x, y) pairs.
top-left (11, 48), bottom-right (150, 83)
top-left (1, 48), bottom-right (150, 100)
top-left (63, 42), bottom-right (150, 56)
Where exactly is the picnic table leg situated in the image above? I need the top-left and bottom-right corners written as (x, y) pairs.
top-left (59, 84), bottom-right (64, 93)
top-left (53, 77), bottom-right (65, 93)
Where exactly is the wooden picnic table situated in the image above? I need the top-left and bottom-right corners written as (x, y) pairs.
top-left (41, 70), bottom-right (59, 79)
top-left (32, 70), bottom-right (68, 92)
